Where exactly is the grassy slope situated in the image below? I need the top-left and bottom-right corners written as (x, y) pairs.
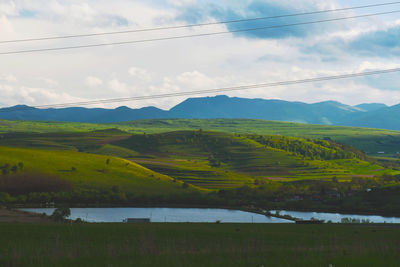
top-left (111, 131), bottom-right (392, 189)
top-left (0, 146), bottom-right (197, 195)
top-left (0, 126), bottom-right (396, 190)
top-left (2, 118), bottom-right (400, 156)
top-left (1, 223), bottom-right (399, 266)
top-left (117, 119), bottom-right (400, 157)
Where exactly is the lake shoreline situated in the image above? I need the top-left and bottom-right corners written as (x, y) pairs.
top-left (20, 206), bottom-right (400, 224)
top-left (10, 202), bottom-right (400, 218)
top-left (21, 207), bottom-right (292, 223)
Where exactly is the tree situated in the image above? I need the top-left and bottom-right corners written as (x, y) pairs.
top-left (1, 163), bottom-right (10, 175)
top-left (111, 185), bottom-right (120, 193)
top-left (18, 162), bottom-right (24, 170)
top-left (0, 192), bottom-right (12, 204)
top-left (11, 165), bottom-right (18, 174)
top-left (51, 207), bottom-right (71, 221)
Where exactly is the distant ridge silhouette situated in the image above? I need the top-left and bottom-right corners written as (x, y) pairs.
top-left (1, 95), bottom-right (398, 130)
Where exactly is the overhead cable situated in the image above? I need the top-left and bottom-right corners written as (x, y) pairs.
top-left (0, 10), bottom-right (399, 55)
top-left (2, 68), bottom-right (399, 111)
top-left (1, 1), bottom-right (399, 44)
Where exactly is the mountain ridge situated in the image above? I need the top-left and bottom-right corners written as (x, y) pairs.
top-left (0, 95), bottom-right (398, 130)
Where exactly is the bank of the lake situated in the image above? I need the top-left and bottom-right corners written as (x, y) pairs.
top-left (21, 207), bottom-right (293, 223)
top-left (21, 207), bottom-right (400, 224)
top-left (0, 208), bottom-right (51, 223)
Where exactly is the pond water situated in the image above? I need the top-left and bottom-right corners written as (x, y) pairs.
top-left (272, 210), bottom-right (400, 223)
top-left (21, 207), bottom-right (293, 223)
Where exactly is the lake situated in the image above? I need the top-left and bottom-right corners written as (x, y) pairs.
top-left (273, 210), bottom-right (400, 223)
top-left (22, 208), bottom-right (400, 223)
top-left (21, 207), bottom-right (293, 223)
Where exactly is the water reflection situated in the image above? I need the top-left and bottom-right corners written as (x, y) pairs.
top-left (272, 210), bottom-right (400, 223)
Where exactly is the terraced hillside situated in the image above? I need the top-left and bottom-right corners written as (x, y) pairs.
top-left (110, 131), bottom-right (394, 189)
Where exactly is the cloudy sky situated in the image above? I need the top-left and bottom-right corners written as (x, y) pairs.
top-left (0, 0), bottom-right (399, 109)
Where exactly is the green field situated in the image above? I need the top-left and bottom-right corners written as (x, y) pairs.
top-left (2, 118), bottom-right (400, 157)
top-left (1, 223), bottom-right (399, 266)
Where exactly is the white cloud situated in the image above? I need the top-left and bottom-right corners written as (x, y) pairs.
top-left (109, 79), bottom-right (130, 94)
top-left (0, 1), bottom-right (17, 16)
top-left (0, 74), bottom-right (17, 82)
top-left (167, 0), bottom-right (197, 7)
top-left (176, 71), bottom-right (216, 89)
top-left (358, 61), bottom-right (400, 72)
top-left (128, 67), bottom-right (150, 81)
top-left (37, 77), bottom-right (59, 87)
top-left (85, 76), bottom-right (103, 87)
top-left (0, 84), bottom-right (82, 107)
top-left (0, 15), bottom-right (14, 35)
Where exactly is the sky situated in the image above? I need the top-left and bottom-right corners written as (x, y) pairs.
top-left (0, 0), bottom-right (399, 109)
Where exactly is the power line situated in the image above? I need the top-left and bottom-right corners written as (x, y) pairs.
top-left (1, 1), bottom-right (399, 44)
top-left (2, 67), bottom-right (399, 111)
top-left (1, 10), bottom-right (398, 55)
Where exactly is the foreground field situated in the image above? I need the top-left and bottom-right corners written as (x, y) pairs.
top-left (1, 223), bottom-right (399, 266)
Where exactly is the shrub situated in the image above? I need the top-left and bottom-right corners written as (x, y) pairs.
top-left (111, 185), bottom-right (120, 193)
top-left (18, 162), bottom-right (24, 170)
top-left (51, 207), bottom-right (71, 221)
top-left (0, 192), bottom-right (13, 204)
top-left (11, 165), bottom-right (18, 174)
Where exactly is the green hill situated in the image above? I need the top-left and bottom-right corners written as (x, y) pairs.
top-left (110, 131), bottom-right (393, 189)
top-left (0, 146), bottom-right (198, 201)
top-left (2, 118), bottom-right (400, 157)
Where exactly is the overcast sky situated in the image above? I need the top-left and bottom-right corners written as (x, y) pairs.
top-left (0, 0), bottom-right (399, 109)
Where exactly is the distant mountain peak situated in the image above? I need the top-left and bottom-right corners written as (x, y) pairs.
top-left (355, 103), bottom-right (388, 112)
top-left (3, 105), bottom-right (35, 111)
top-left (115, 106), bottom-right (132, 111)
top-left (0, 95), bottom-right (398, 131)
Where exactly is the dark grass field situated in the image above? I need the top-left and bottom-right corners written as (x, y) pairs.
top-left (1, 223), bottom-right (400, 266)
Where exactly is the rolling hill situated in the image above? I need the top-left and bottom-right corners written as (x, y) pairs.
top-left (0, 128), bottom-right (395, 191)
top-left (109, 130), bottom-right (392, 188)
top-left (0, 146), bottom-right (199, 200)
top-left (2, 118), bottom-right (400, 157)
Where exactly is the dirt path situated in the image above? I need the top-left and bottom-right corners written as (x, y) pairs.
top-left (0, 208), bottom-right (52, 223)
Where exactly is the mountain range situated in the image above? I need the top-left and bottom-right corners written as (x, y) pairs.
top-left (1, 95), bottom-right (399, 130)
